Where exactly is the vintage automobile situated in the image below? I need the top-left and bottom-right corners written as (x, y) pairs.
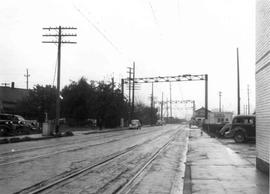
top-left (230, 115), bottom-right (256, 143)
top-left (129, 119), bottom-right (142, 130)
top-left (0, 114), bottom-right (38, 135)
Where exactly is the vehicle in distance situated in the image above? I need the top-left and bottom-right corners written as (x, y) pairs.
top-left (129, 119), bottom-right (142, 130)
top-left (230, 115), bottom-right (256, 143)
top-left (156, 119), bottom-right (165, 126)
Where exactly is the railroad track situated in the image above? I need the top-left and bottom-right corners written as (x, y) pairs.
top-left (15, 126), bottom-right (183, 194)
top-left (0, 125), bottom-right (166, 156)
top-left (0, 126), bottom-right (167, 166)
top-left (114, 129), bottom-right (184, 194)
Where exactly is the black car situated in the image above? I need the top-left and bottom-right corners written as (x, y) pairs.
top-left (0, 119), bottom-right (16, 136)
top-left (0, 114), bottom-right (36, 135)
top-left (230, 115), bottom-right (256, 143)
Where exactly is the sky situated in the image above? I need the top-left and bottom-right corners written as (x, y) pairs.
top-left (0, 0), bottom-right (255, 118)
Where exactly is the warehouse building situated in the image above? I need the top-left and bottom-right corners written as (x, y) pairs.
top-left (256, 0), bottom-right (270, 174)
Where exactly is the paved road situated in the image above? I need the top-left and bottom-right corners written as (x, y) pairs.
top-left (0, 124), bottom-right (188, 194)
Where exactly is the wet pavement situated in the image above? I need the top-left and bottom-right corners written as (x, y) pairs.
top-left (184, 128), bottom-right (269, 194)
top-left (0, 124), bottom-right (187, 194)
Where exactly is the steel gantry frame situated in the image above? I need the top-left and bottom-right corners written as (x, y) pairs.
top-left (122, 74), bottom-right (208, 120)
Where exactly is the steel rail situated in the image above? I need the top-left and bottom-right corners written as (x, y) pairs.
top-left (15, 127), bottom-right (179, 194)
top-left (0, 127), bottom-right (166, 166)
top-left (115, 130), bottom-right (184, 194)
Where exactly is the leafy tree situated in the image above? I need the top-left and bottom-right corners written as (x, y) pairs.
top-left (15, 85), bottom-right (57, 122)
top-left (134, 102), bottom-right (158, 125)
top-left (61, 77), bottom-right (97, 124)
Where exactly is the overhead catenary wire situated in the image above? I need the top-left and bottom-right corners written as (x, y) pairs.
top-left (73, 4), bottom-right (122, 55)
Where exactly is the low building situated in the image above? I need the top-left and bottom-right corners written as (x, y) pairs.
top-left (193, 107), bottom-right (211, 124)
top-left (256, 0), bottom-right (270, 174)
top-left (208, 112), bottom-right (233, 124)
top-left (0, 85), bottom-right (29, 114)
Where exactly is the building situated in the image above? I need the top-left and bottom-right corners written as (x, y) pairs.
top-left (208, 112), bottom-right (233, 124)
top-left (193, 107), bottom-right (211, 124)
top-left (256, 0), bottom-right (270, 174)
top-left (0, 85), bottom-right (29, 114)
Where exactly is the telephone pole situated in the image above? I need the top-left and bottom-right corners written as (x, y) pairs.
top-left (161, 92), bottom-right (164, 120)
top-left (24, 68), bottom-right (30, 90)
top-left (127, 67), bottom-right (132, 124)
top-left (42, 26), bottom-right (77, 134)
top-left (151, 82), bottom-right (154, 125)
top-left (219, 91), bottom-right (222, 112)
top-left (247, 85), bottom-right (250, 115)
top-left (131, 62), bottom-right (135, 120)
top-left (237, 48), bottom-right (241, 115)
top-left (169, 82), bottom-right (172, 120)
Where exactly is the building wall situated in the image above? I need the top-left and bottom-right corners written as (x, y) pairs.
top-left (0, 87), bottom-right (29, 113)
top-left (208, 112), bottom-right (233, 124)
top-left (256, 0), bottom-right (270, 174)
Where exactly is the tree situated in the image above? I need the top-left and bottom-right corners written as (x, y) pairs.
top-left (15, 85), bottom-right (57, 122)
top-left (61, 77), bottom-right (97, 125)
top-left (134, 102), bottom-right (158, 125)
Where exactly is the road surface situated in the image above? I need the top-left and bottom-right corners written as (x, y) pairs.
top-left (0, 124), bottom-right (188, 194)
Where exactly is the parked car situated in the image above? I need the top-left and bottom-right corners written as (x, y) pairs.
top-left (230, 115), bottom-right (256, 143)
top-left (129, 119), bottom-right (142, 130)
top-left (0, 114), bottom-right (37, 135)
top-left (0, 120), bottom-right (16, 136)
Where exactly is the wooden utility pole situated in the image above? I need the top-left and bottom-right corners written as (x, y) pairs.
top-left (169, 82), bottom-right (172, 120)
top-left (42, 26), bottom-right (77, 134)
top-left (247, 85), bottom-right (250, 115)
top-left (237, 48), bottom-right (240, 115)
top-left (24, 68), bottom-right (30, 90)
top-left (219, 91), bottom-right (222, 112)
top-left (151, 82), bottom-right (154, 125)
top-left (127, 67), bottom-right (132, 124)
top-left (161, 92), bottom-right (164, 120)
top-left (131, 62), bottom-right (135, 120)
top-left (205, 74), bottom-right (208, 120)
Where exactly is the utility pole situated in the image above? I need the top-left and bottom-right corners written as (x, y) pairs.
top-left (161, 92), bottom-right (164, 120)
top-left (127, 67), bottom-right (132, 124)
top-left (42, 26), bottom-right (77, 134)
top-left (131, 62), bottom-right (135, 120)
top-left (151, 82), bottom-right (154, 125)
top-left (24, 68), bottom-right (30, 90)
top-left (169, 82), bottom-right (172, 120)
top-left (247, 85), bottom-right (250, 115)
top-left (166, 98), bottom-right (169, 122)
top-left (111, 77), bottom-right (114, 92)
top-left (237, 48), bottom-right (240, 115)
top-left (205, 74), bottom-right (208, 120)
top-left (121, 78), bottom-right (124, 99)
top-left (219, 91), bottom-right (222, 112)
top-left (192, 100), bottom-right (196, 116)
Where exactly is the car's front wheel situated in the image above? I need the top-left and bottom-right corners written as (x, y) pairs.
top-left (234, 131), bottom-right (246, 143)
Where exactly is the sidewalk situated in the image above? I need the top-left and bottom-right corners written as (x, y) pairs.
top-left (184, 128), bottom-right (269, 194)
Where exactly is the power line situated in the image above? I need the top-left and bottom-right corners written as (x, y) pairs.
top-left (73, 4), bottom-right (122, 54)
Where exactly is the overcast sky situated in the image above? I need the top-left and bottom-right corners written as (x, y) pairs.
top-left (0, 0), bottom-right (255, 118)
